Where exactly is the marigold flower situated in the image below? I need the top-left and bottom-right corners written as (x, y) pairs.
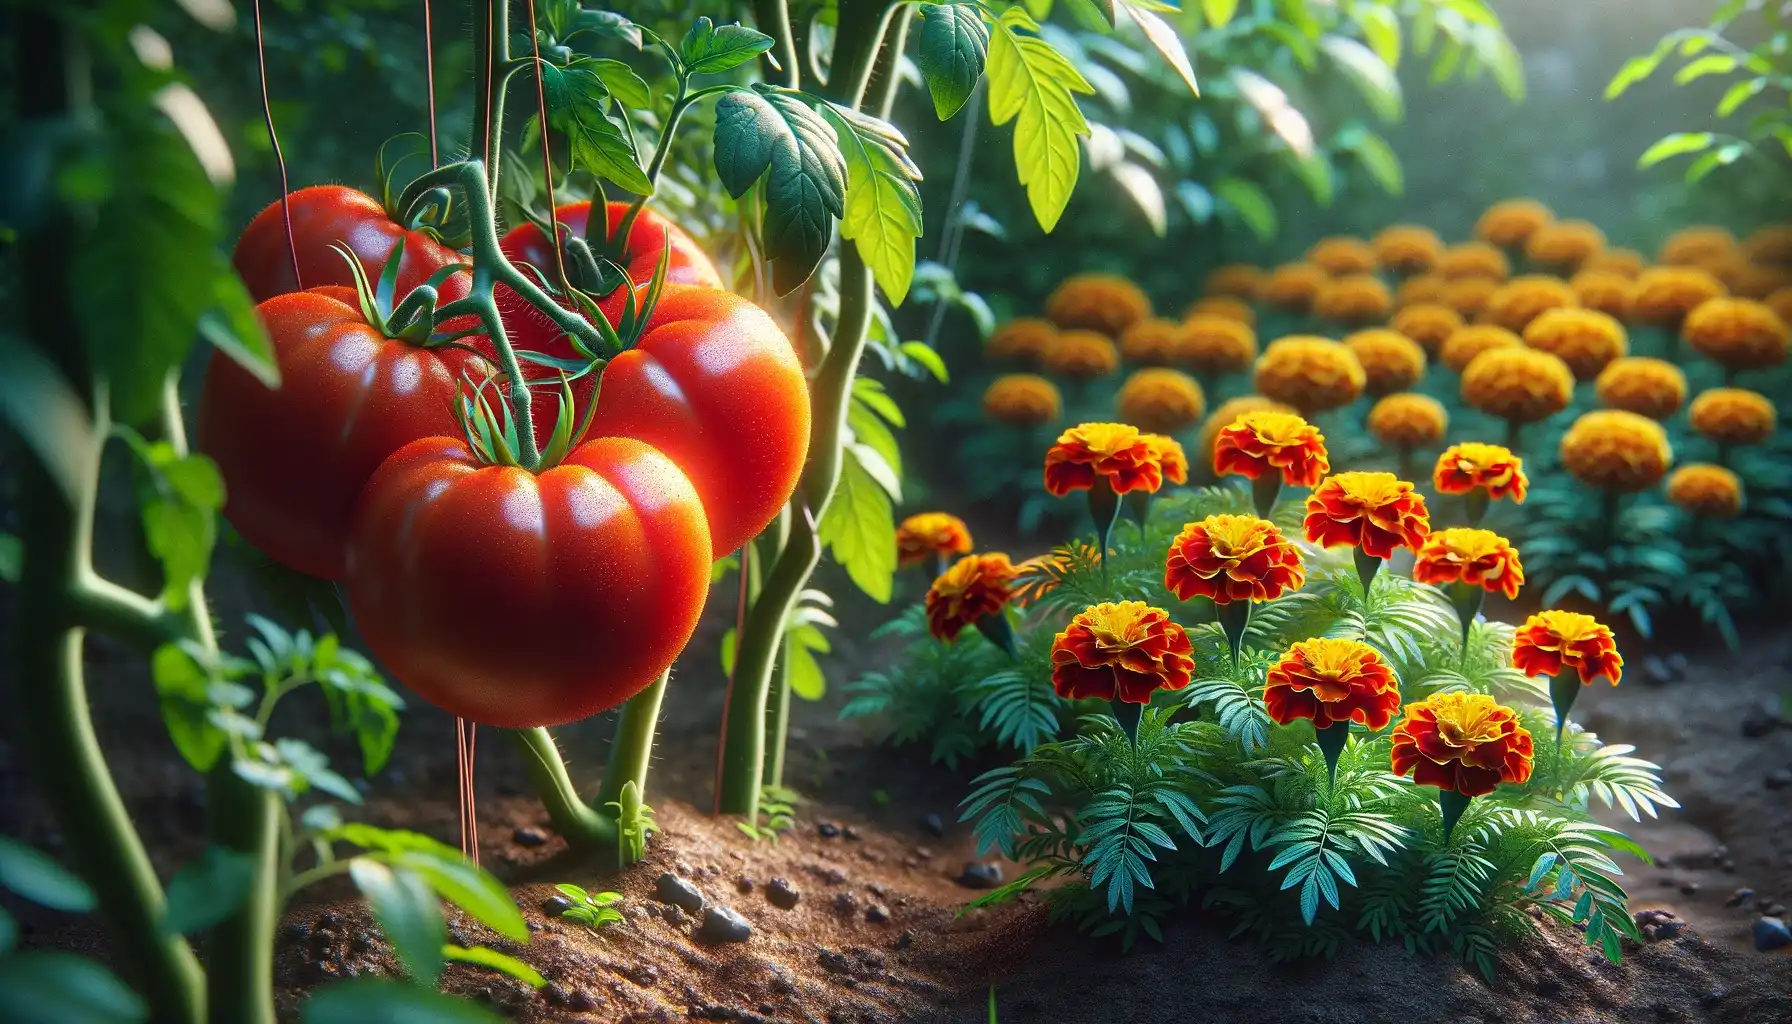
top-left (1390, 304), bottom-right (1463, 354)
top-left (1433, 442), bottom-right (1528, 503)
top-left (1044, 422), bottom-right (1162, 497)
top-left (1041, 329), bottom-right (1120, 378)
top-left (1688, 387), bottom-right (1776, 447)
top-left (1176, 316), bottom-right (1258, 374)
top-left (1682, 298), bottom-right (1790, 372)
top-left (1368, 394), bottom-right (1449, 450)
top-left (1213, 410), bottom-right (1330, 487)
top-left (1119, 318), bottom-right (1184, 365)
top-left (1264, 638), bottom-right (1401, 731)
top-left (1460, 347), bottom-right (1574, 424)
top-left (896, 512), bottom-right (974, 569)
top-left (1512, 610), bottom-right (1623, 687)
top-left (1581, 247), bottom-right (1645, 278)
top-left (1307, 236), bottom-right (1379, 275)
top-left (1413, 528), bottom-right (1525, 600)
top-left (1522, 308), bottom-right (1628, 381)
top-left (986, 317), bottom-right (1057, 363)
top-left (1345, 329), bottom-right (1427, 396)
top-left (1044, 273), bottom-right (1151, 336)
top-left (1164, 514), bottom-right (1306, 604)
top-left (1391, 693), bottom-right (1535, 797)
top-left (1524, 219), bottom-right (1606, 269)
top-left (1049, 601), bottom-right (1194, 704)
top-left (1594, 357), bottom-right (1686, 420)
top-left (1560, 410), bottom-right (1673, 493)
top-left (1742, 225), bottom-right (1792, 266)
top-left (1304, 471), bottom-right (1431, 558)
top-left (1728, 263), bottom-right (1792, 300)
top-left (1440, 276), bottom-right (1500, 318)
top-left (1439, 242), bottom-right (1512, 282)
top-left (1767, 286), bottom-right (1792, 325)
top-left (1185, 295), bottom-right (1257, 326)
top-left (1262, 262), bottom-right (1330, 312)
top-left (1481, 275), bottom-right (1579, 332)
top-left (1694, 250), bottom-right (1751, 293)
top-left (1373, 225), bottom-right (1444, 274)
top-left (925, 553), bottom-right (1017, 641)
top-left (1476, 198), bottom-right (1554, 249)
top-left (1630, 266), bottom-right (1726, 325)
top-left (1666, 464), bottom-right (1743, 518)
top-left (1568, 269), bottom-right (1636, 319)
top-left (1199, 395), bottom-right (1296, 471)
top-left (1313, 273), bottom-right (1395, 325)
top-left (1205, 264), bottom-right (1265, 299)
top-left (1253, 336), bottom-right (1366, 414)
top-left (1116, 368), bottom-right (1206, 434)
top-left (1658, 226), bottom-right (1737, 267)
top-left (982, 374), bottom-right (1062, 427)
top-left (1143, 433), bottom-right (1189, 485)
top-left (1396, 274), bottom-right (1449, 308)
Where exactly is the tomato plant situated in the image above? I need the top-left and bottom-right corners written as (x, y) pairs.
top-left (232, 185), bottom-right (471, 306)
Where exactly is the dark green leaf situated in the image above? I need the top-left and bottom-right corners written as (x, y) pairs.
top-left (350, 860), bottom-right (445, 986)
top-left (162, 846), bottom-right (255, 935)
top-left (199, 256), bottom-right (278, 387)
top-left (301, 978), bottom-right (504, 1024)
top-left (0, 531), bottom-right (20, 583)
top-left (152, 642), bottom-right (227, 771)
top-left (712, 88), bottom-right (845, 294)
top-left (540, 61), bottom-right (652, 194)
top-left (572, 9), bottom-right (642, 49)
top-left (679, 18), bottom-right (776, 76)
top-left (1213, 177), bottom-right (1276, 241)
top-left (917, 4), bottom-right (990, 120)
top-left (443, 944), bottom-right (546, 988)
top-left (0, 836), bottom-right (96, 911)
top-left (0, 951), bottom-right (147, 1024)
top-left (587, 59), bottom-right (651, 109)
top-left (0, 332), bottom-right (97, 502)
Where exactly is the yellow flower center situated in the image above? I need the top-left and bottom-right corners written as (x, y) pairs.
top-left (1241, 411), bottom-right (1314, 446)
top-left (1201, 514), bottom-right (1274, 559)
top-left (1079, 600), bottom-right (1157, 653)
top-left (1532, 609), bottom-right (1602, 644)
top-left (1062, 422), bottom-right (1143, 458)
top-left (1425, 692), bottom-right (1508, 746)
top-left (1430, 527), bottom-right (1504, 562)
top-left (1328, 471), bottom-right (1406, 507)
top-left (1447, 442), bottom-right (1515, 474)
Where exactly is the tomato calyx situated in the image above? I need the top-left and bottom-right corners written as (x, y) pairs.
top-left (375, 133), bottom-right (469, 247)
top-left (455, 367), bottom-right (601, 473)
top-left (332, 235), bottom-right (466, 348)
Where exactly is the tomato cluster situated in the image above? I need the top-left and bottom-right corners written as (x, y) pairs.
top-left (201, 186), bottom-right (810, 726)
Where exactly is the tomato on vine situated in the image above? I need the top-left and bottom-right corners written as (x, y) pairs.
top-left (233, 185), bottom-right (471, 305)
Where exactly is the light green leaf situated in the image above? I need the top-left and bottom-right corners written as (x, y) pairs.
top-left (719, 626), bottom-right (738, 677)
top-left (1675, 54), bottom-right (1737, 85)
top-left (1320, 35), bottom-right (1403, 122)
top-left (822, 105), bottom-right (923, 306)
top-left (916, 4), bottom-right (990, 120)
top-left (1213, 177), bottom-right (1276, 242)
top-left (817, 453), bottom-right (896, 603)
top-left (1468, 29), bottom-right (1526, 102)
top-left (1716, 77), bottom-right (1766, 117)
top-left (1354, 5), bottom-right (1400, 68)
top-left (0, 836), bottom-right (96, 912)
top-left (1439, 0), bottom-right (1501, 27)
top-left (986, 7), bottom-right (1095, 232)
top-left (162, 846), bottom-right (255, 935)
top-left (301, 979), bottom-right (504, 1024)
top-left (849, 442), bottom-right (902, 501)
top-left (1203, 0), bottom-right (1239, 27)
top-left (151, 642), bottom-right (227, 771)
top-left (350, 860), bottom-right (446, 986)
top-left (390, 852), bottom-right (527, 942)
top-left (1341, 129), bottom-right (1404, 195)
top-left (1118, 1), bottom-right (1198, 96)
top-left (1289, 150), bottom-right (1334, 207)
top-left (1637, 131), bottom-right (1714, 169)
top-left (540, 60), bottom-right (652, 194)
top-left (1685, 142), bottom-right (1746, 183)
top-left (1231, 69), bottom-right (1313, 157)
top-left (679, 18), bottom-right (776, 76)
top-left (199, 258), bottom-right (278, 388)
top-left (442, 945), bottom-right (546, 988)
top-left (847, 398), bottom-right (903, 481)
top-left (0, 951), bottom-right (147, 1024)
top-left (899, 340), bottom-right (950, 382)
top-left (1605, 50), bottom-right (1665, 100)
top-left (786, 623), bottom-right (832, 700)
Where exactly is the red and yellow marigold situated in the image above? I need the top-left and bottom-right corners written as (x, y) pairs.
top-left (1314, 274), bottom-right (1395, 325)
top-left (925, 553), bottom-right (1017, 641)
top-left (1481, 275), bottom-right (1579, 333)
top-left (1163, 514), bottom-right (1306, 604)
top-left (1630, 266), bottom-right (1727, 325)
top-left (1524, 219), bottom-right (1606, 269)
top-left (1682, 297), bottom-right (1791, 373)
top-left (1522, 307), bottom-right (1629, 381)
top-left (1304, 471), bottom-right (1431, 558)
top-left (1186, 295), bottom-right (1257, 326)
top-left (1461, 347), bottom-right (1574, 424)
top-left (1346, 329), bottom-right (1428, 396)
top-left (1688, 387), bottom-right (1776, 447)
top-left (1044, 273), bottom-right (1151, 336)
top-left (1434, 442), bottom-right (1528, 503)
top-left (982, 374), bottom-right (1062, 427)
top-left (1044, 422), bottom-right (1163, 496)
top-left (1213, 410), bottom-right (1331, 487)
top-left (1307, 235), bottom-right (1379, 275)
top-left (1658, 226), bottom-right (1738, 268)
top-left (1439, 242), bottom-right (1512, 282)
top-left (1042, 329), bottom-right (1121, 378)
top-left (1666, 464), bottom-right (1743, 518)
top-left (1176, 316), bottom-right (1258, 374)
top-left (1391, 694), bottom-right (1535, 797)
top-left (1262, 261), bottom-right (1330, 312)
top-left (1390, 303), bottom-right (1464, 355)
top-left (1560, 410), bottom-right (1673, 493)
top-left (896, 512), bottom-right (973, 569)
top-left (1512, 610), bottom-right (1623, 686)
top-left (1049, 601), bottom-right (1195, 704)
top-left (1368, 394), bottom-right (1449, 450)
top-left (1569, 269), bottom-right (1636, 319)
top-left (1439, 324), bottom-right (1521, 373)
top-left (1199, 396), bottom-right (1296, 471)
top-left (1119, 317), bottom-right (1184, 365)
top-left (1144, 433), bottom-right (1189, 485)
top-left (1204, 264), bottom-right (1266, 299)
top-left (1264, 638), bottom-right (1401, 730)
top-left (1254, 336), bottom-right (1367, 414)
top-left (1373, 225), bottom-right (1444, 274)
top-left (1412, 528), bottom-right (1524, 600)
top-left (986, 317), bottom-right (1057, 363)
top-left (1594, 357), bottom-right (1686, 420)
top-left (1476, 198), bottom-right (1554, 249)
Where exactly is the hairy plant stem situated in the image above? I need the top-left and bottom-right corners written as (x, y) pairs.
top-left (764, 635), bottom-right (795, 789)
top-left (595, 670), bottom-right (670, 811)
top-left (474, 0), bottom-right (513, 201)
top-left (507, 728), bottom-right (618, 847)
top-left (753, 0), bottom-right (801, 88)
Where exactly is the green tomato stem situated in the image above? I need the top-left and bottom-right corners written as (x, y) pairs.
top-left (595, 669), bottom-right (670, 812)
top-left (609, 84), bottom-right (695, 259)
top-left (473, 0), bottom-right (513, 201)
top-left (507, 728), bottom-right (619, 848)
top-left (764, 634), bottom-right (794, 790)
top-left (753, 0), bottom-right (802, 89)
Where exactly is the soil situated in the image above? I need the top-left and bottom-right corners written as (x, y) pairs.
top-left (4, 577), bottom-right (1792, 1024)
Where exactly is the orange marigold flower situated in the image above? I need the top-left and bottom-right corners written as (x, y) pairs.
top-left (1143, 433), bottom-right (1189, 485)
top-left (1439, 324), bottom-right (1521, 374)
top-left (1117, 369), bottom-right (1206, 433)
top-left (1044, 273), bottom-right (1151, 336)
top-left (1049, 601), bottom-right (1195, 704)
top-left (1728, 263), bottom-right (1792, 300)
top-left (1119, 317), bottom-right (1184, 365)
top-left (1666, 464), bottom-right (1743, 518)
top-left (1524, 219), bottom-right (1606, 269)
top-left (1460, 348), bottom-right (1574, 424)
top-left (925, 553), bottom-right (1017, 641)
top-left (1262, 261), bottom-right (1331, 312)
top-left (1373, 225), bottom-right (1444, 274)
top-left (1658, 226), bottom-right (1737, 267)
top-left (1522, 308), bottom-right (1628, 381)
top-left (1265, 638), bottom-right (1402, 730)
top-left (1440, 276), bottom-right (1500, 318)
top-left (1476, 198), bottom-right (1554, 249)
top-left (1630, 266), bottom-right (1727, 325)
top-left (1433, 442), bottom-right (1529, 503)
top-left (1041, 329), bottom-right (1120, 379)
top-left (1742, 225), bottom-right (1792, 266)
top-left (1304, 471), bottom-right (1431, 558)
top-left (1163, 514), bottom-right (1306, 604)
top-left (1581, 247), bottom-right (1646, 278)
top-left (1307, 236), bottom-right (1379, 275)
top-left (1391, 304), bottom-right (1464, 354)
top-left (986, 317), bottom-right (1057, 363)
top-left (896, 512), bottom-right (974, 568)
top-left (1205, 264), bottom-right (1266, 299)
top-left (1199, 395), bottom-right (1296, 470)
top-left (1595, 357), bottom-right (1686, 420)
top-left (1313, 274), bottom-right (1394, 324)
top-left (1481, 275), bottom-right (1579, 332)
top-left (1396, 273), bottom-right (1449, 308)
top-left (1767, 286), bottom-right (1792, 324)
top-left (1176, 316), bottom-right (1258, 374)
top-left (1044, 422), bottom-right (1162, 497)
top-left (983, 374), bottom-right (1062, 427)
top-left (1368, 394), bottom-right (1449, 450)
top-left (1569, 269), bottom-right (1636, 319)
top-left (1512, 610), bottom-right (1623, 686)
top-left (1391, 693), bottom-right (1535, 797)
top-left (1682, 297), bottom-right (1791, 372)
top-left (1345, 329), bottom-right (1427, 396)
top-left (1412, 528), bottom-right (1525, 600)
top-left (1254, 336), bottom-right (1367, 414)
top-left (1694, 250), bottom-right (1751, 293)
top-left (1560, 410), bottom-right (1673, 493)
top-left (1688, 387), bottom-right (1776, 447)
top-left (1439, 242), bottom-right (1512, 282)
top-left (1213, 410), bottom-right (1331, 487)
top-left (1185, 295), bottom-right (1257, 326)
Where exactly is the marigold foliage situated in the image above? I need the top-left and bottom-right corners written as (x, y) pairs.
top-left (1254, 336), bottom-right (1366, 414)
top-left (1594, 357), bottom-right (1685, 420)
top-left (1413, 528), bottom-right (1525, 600)
top-left (1042, 329), bottom-right (1120, 378)
top-left (1475, 198), bottom-right (1553, 248)
top-left (1044, 421), bottom-right (1162, 496)
top-left (1460, 348), bottom-right (1574, 424)
top-left (1307, 235), bottom-right (1379, 275)
top-left (926, 553), bottom-right (1017, 641)
top-left (1522, 308), bottom-right (1628, 381)
top-left (1176, 316), bottom-right (1258, 374)
top-left (1304, 472), bottom-right (1432, 559)
top-left (1314, 274), bottom-right (1394, 325)
top-left (1681, 298), bottom-right (1790, 372)
top-left (1390, 304), bottom-right (1463, 354)
top-left (1511, 610), bottom-right (1622, 687)
top-left (1213, 410), bottom-right (1331, 487)
top-left (1262, 261), bottom-right (1330, 312)
top-left (896, 512), bottom-right (973, 568)
top-left (1163, 514), bottom-right (1306, 604)
top-left (1665, 463), bottom-right (1743, 518)
top-left (1560, 410), bottom-right (1673, 493)
top-left (1687, 387), bottom-right (1776, 446)
top-left (1368, 394), bottom-right (1448, 450)
top-left (1045, 273), bottom-right (1151, 336)
top-left (1481, 275), bottom-right (1578, 333)
top-left (1345, 329), bottom-right (1427, 396)
top-left (983, 374), bottom-right (1062, 426)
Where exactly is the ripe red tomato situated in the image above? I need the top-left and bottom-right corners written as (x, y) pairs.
top-left (233, 185), bottom-right (471, 305)
top-left (343, 436), bottom-right (712, 727)
top-left (196, 291), bottom-right (492, 581)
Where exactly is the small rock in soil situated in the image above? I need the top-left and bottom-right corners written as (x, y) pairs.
top-left (349, 932), bottom-right (374, 953)
top-left (1766, 768), bottom-right (1792, 790)
top-left (1727, 888), bottom-right (1756, 908)
top-left (867, 883), bottom-right (886, 898)
top-left (1742, 701), bottom-right (1781, 739)
top-left (817, 821), bottom-right (841, 838)
top-left (1753, 916), bottom-right (1792, 951)
top-left (769, 974), bottom-right (796, 994)
top-left (655, 872), bottom-right (706, 914)
top-left (568, 991), bottom-right (597, 1011)
top-left (525, 921), bottom-right (542, 933)
top-left (766, 878), bottom-right (802, 909)
top-left (958, 862), bottom-right (1003, 889)
top-left (865, 904), bottom-right (890, 924)
top-left (818, 948), bottom-right (851, 973)
top-left (699, 906), bottom-right (754, 944)
top-left (512, 826), bottom-right (547, 847)
top-left (543, 895), bottom-right (574, 916)
top-left (737, 876), bottom-right (755, 894)
top-left (542, 983), bottom-right (567, 1005)
top-left (833, 892), bottom-right (858, 915)
top-left (843, 825), bottom-right (861, 840)
top-left (1681, 882), bottom-right (1701, 896)
top-left (280, 921), bottom-right (308, 942)
top-left (922, 813), bottom-right (945, 837)
top-left (662, 904), bottom-right (688, 927)
top-left (815, 865), bottom-right (848, 885)
top-left (897, 930), bottom-right (914, 949)
top-left (1769, 903), bottom-right (1788, 918)
top-left (315, 911), bottom-right (342, 929)
top-left (1636, 908), bottom-right (1685, 941)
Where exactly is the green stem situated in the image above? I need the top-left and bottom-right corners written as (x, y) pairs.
top-left (610, 80), bottom-right (696, 255)
top-left (825, 0), bottom-right (901, 106)
top-left (753, 0), bottom-right (801, 89)
top-left (595, 670), bottom-right (670, 811)
top-left (1251, 474), bottom-right (1281, 519)
top-left (506, 728), bottom-right (618, 847)
top-left (1353, 546), bottom-right (1382, 601)
top-left (473, 0), bottom-right (512, 201)
top-left (765, 635), bottom-right (794, 790)
top-left (865, 6), bottom-right (912, 118)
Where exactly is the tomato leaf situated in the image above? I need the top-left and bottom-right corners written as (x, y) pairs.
top-left (0, 951), bottom-right (147, 1024)
top-left (1117, 1), bottom-right (1198, 96)
top-left (161, 846), bottom-right (255, 935)
top-left (786, 622), bottom-right (832, 701)
top-left (818, 451), bottom-right (897, 604)
top-left (986, 7), bottom-right (1094, 233)
top-left (388, 851), bottom-right (528, 942)
top-left (847, 398), bottom-right (903, 482)
top-left (199, 257), bottom-right (278, 388)
top-left (712, 86), bottom-right (846, 294)
top-left (1637, 131), bottom-right (1714, 169)
top-left (821, 105), bottom-right (923, 306)
top-left (151, 642), bottom-right (227, 771)
top-left (442, 945), bottom-right (545, 988)
top-left (0, 332), bottom-right (97, 503)
top-left (0, 836), bottom-right (96, 912)
top-left (539, 60), bottom-right (652, 194)
top-left (679, 17), bottom-right (776, 76)
top-left (1320, 35), bottom-right (1403, 122)
top-left (586, 58), bottom-right (651, 110)
top-left (917, 4), bottom-right (990, 120)
top-left (1213, 177), bottom-right (1276, 242)
top-left (350, 859), bottom-right (446, 986)
top-left (300, 978), bottom-right (504, 1024)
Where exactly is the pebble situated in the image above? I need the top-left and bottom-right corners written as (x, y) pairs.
top-left (922, 813), bottom-right (945, 837)
top-left (1770, 903), bottom-right (1788, 918)
top-left (1727, 888), bottom-right (1755, 908)
top-left (817, 821), bottom-right (841, 839)
top-left (1680, 882), bottom-right (1701, 897)
top-left (914, 846), bottom-right (934, 859)
top-left (568, 990), bottom-right (598, 1011)
top-left (543, 895), bottom-right (574, 916)
top-left (1742, 699), bottom-right (1781, 739)
top-left (818, 948), bottom-right (851, 973)
top-left (897, 930), bottom-right (914, 949)
top-left (865, 904), bottom-right (890, 924)
top-left (700, 905), bottom-right (754, 944)
top-left (1753, 916), bottom-right (1791, 951)
top-left (736, 876), bottom-right (756, 894)
top-left (842, 825), bottom-right (861, 841)
top-left (1766, 768), bottom-right (1792, 791)
top-left (1635, 908), bottom-right (1685, 941)
top-left (655, 873), bottom-right (706, 914)
top-left (280, 921), bottom-right (308, 942)
top-left (766, 878), bottom-right (802, 909)
top-left (815, 865), bottom-right (847, 885)
top-left (833, 892), bottom-right (858, 915)
top-left (662, 904), bottom-right (687, 927)
top-left (512, 826), bottom-right (547, 847)
top-left (957, 862), bottom-right (1003, 889)
top-left (542, 983), bottom-right (567, 1006)
top-left (315, 911), bottom-right (342, 929)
